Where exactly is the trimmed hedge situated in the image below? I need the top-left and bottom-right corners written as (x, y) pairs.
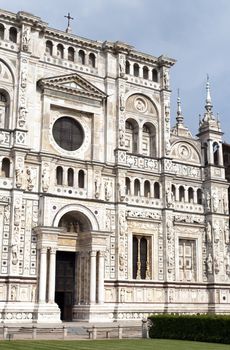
top-left (148, 314), bottom-right (230, 344)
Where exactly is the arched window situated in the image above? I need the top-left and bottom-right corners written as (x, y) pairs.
top-left (179, 186), bottom-right (185, 202)
top-left (188, 187), bottom-right (194, 203)
top-left (0, 24), bottom-right (5, 40)
top-left (67, 168), bottom-right (74, 187)
top-left (142, 123), bottom-right (156, 157)
top-left (125, 119), bottom-right (139, 154)
top-left (143, 66), bottom-right (149, 79)
top-left (125, 177), bottom-right (131, 195)
top-left (152, 69), bottom-right (158, 82)
top-left (171, 184), bottom-right (176, 200)
top-left (213, 142), bottom-right (219, 166)
top-left (56, 166), bottom-right (63, 185)
top-left (125, 61), bottom-right (130, 74)
top-left (144, 180), bottom-right (150, 197)
top-left (0, 90), bottom-right (9, 129)
top-left (154, 182), bottom-right (160, 199)
top-left (140, 237), bottom-right (147, 279)
top-left (133, 63), bottom-right (139, 77)
top-left (197, 189), bottom-right (202, 205)
top-left (203, 142), bottom-right (208, 166)
top-left (134, 179), bottom-right (140, 196)
top-left (78, 50), bottom-right (85, 65)
top-left (89, 53), bottom-right (96, 68)
top-left (57, 44), bottom-right (64, 59)
top-left (1, 158), bottom-right (10, 177)
top-left (9, 27), bottom-right (17, 43)
top-left (68, 47), bottom-right (75, 61)
top-left (46, 40), bottom-right (53, 56)
top-left (133, 236), bottom-right (138, 279)
top-left (78, 170), bottom-right (85, 188)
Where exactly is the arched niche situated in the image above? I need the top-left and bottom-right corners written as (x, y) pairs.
top-left (53, 204), bottom-right (99, 231)
top-left (58, 211), bottom-right (92, 233)
top-left (125, 94), bottom-right (158, 117)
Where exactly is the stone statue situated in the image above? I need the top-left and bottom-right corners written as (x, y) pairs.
top-left (15, 168), bottom-right (23, 188)
top-left (26, 168), bottom-right (34, 191)
top-left (163, 69), bottom-right (169, 89)
top-left (119, 128), bottom-right (125, 147)
top-left (119, 54), bottom-right (126, 77)
top-left (224, 221), bottom-right (229, 244)
top-left (205, 190), bottom-right (211, 211)
top-left (165, 187), bottom-right (172, 207)
top-left (212, 191), bottom-right (219, 212)
top-left (120, 93), bottom-right (125, 111)
top-left (95, 176), bottom-right (101, 199)
top-left (42, 167), bottom-right (50, 192)
top-left (21, 69), bottom-right (27, 89)
top-left (11, 237), bottom-right (18, 265)
top-left (14, 202), bottom-right (20, 226)
top-left (206, 254), bottom-right (213, 274)
top-left (206, 222), bottom-right (212, 243)
top-left (214, 257), bottom-right (219, 274)
top-left (18, 106), bottom-right (27, 128)
top-left (105, 181), bottom-right (112, 201)
top-left (22, 27), bottom-right (30, 51)
top-left (213, 222), bottom-right (220, 243)
top-left (223, 194), bottom-right (228, 214)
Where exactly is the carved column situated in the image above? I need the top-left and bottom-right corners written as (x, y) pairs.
top-left (218, 142), bottom-right (223, 166)
top-left (208, 140), bottom-right (214, 164)
top-left (39, 247), bottom-right (47, 303)
top-left (130, 178), bottom-right (134, 196)
top-left (48, 248), bottom-right (57, 303)
top-left (98, 251), bottom-right (105, 304)
top-left (63, 168), bottom-right (68, 186)
top-left (184, 187), bottom-right (188, 203)
top-left (194, 190), bottom-right (198, 204)
top-left (89, 251), bottom-right (97, 304)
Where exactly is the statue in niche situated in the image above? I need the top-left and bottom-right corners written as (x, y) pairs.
top-left (22, 27), bottom-right (30, 51)
top-left (163, 69), bottom-right (170, 89)
top-left (119, 54), bottom-right (126, 77)
top-left (18, 106), bottom-right (27, 128)
top-left (120, 288), bottom-right (126, 303)
top-left (14, 201), bottom-right (20, 226)
top-left (21, 69), bottom-right (27, 89)
top-left (166, 219), bottom-right (173, 240)
top-left (10, 286), bottom-right (17, 301)
top-left (224, 221), bottom-right (229, 244)
top-left (119, 128), bottom-right (125, 147)
top-left (105, 211), bottom-right (111, 231)
top-left (94, 176), bottom-right (101, 199)
top-left (223, 194), bottom-right (228, 214)
top-left (205, 190), bottom-right (211, 211)
top-left (213, 222), bottom-right (220, 243)
top-left (206, 222), bottom-right (212, 243)
top-left (120, 93), bottom-right (125, 111)
top-left (165, 187), bottom-right (172, 207)
top-left (42, 167), bottom-right (50, 192)
top-left (118, 182), bottom-right (126, 202)
top-left (119, 254), bottom-right (125, 271)
top-left (206, 254), bottom-right (213, 274)
top-left (105, 181), bottom-right (112, 201)
top-left (26, 168), bottom-right (34, 191)
top-left (15, 168), bottom-right (23, 188)
top-left (214, 257), bottom-right (219, 274)
top-left (212, 191), bottom-right (219, 212)
top-left (11, 237), bottom-right (18, 265)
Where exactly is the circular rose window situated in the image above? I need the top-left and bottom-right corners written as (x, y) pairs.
top-left (52, 117), bottom-right (84, 151)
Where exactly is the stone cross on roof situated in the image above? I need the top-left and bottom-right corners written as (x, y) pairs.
top-left (65, 12), bottom-right (74, 33)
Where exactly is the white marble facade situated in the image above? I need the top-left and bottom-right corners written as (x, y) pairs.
top-left (0, 9), bottom-right (229, 323)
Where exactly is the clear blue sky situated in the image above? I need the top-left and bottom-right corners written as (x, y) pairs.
top-left (1, 0), bottom-right (230, 141)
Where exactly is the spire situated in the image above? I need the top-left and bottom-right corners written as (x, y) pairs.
top-left (205, 74), bottom-right (213, 113)
top-left (176, 89), bottom-right (184, 125)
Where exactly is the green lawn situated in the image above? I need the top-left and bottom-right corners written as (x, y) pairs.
top-left (0, 339), bottom-right (229, 350)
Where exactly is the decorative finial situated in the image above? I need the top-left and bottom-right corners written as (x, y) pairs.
top-left (65, 12), bottom-right (74, 33)
top-left (205, 74), bottom-right (213, 113)
top-left (176, 88), bottom-right (184, 125)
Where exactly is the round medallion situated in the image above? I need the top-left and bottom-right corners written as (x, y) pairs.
top-left (134, 98), bottom-right (147, 113)
top-left (179, 145), bottom-right (190, 159)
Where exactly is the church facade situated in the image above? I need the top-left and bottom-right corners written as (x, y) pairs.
top-left (0, 9), bottom-right (229, 323)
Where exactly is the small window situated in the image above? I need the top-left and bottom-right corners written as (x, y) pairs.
top-left (188, 187), bottom-right (194, 203)
top-left (203, 142), bottom-right (208, 166)
top-left (152, 69), bottom-right (158, 82)
top-left (154, 182), bottom-right (160, 199)
top-left (46, 41), bottom-right (53, 56)
top-left (197, 189), bottom-right (202, 205)
top-left (144, 180), bottom-right (150, 197)
top-left (125, 61), bottom-right (130, 74)
top-left (0, 24), bottom-right (5, 40)
top-left (57, 44), bottom-right (64, 59)
top-left (125, 177), bottom-right (131, 195)
top-left (179, 186), bottom-right (185, 201)
top-left (213, 142), bottom-right (219, 166)
top-left (78, 50), bottom-right (85, 65)
top-left (1, 158), bottom-right (10, 177)
top-left (56, 166), bottom-right (63, 185)
top-left (68, 47), bottom-right (75, 61)
top-left (171, 184), bottom-right (176, 200)
top-left (9, 27), bottom-right (17, 43)
top-left (134, 179), bottom-right (140, 196)
top-left (134, 63), bottom-right (139, 77)
top-left (67, 168), bottom-right (74, 187)
top-left (78, 170), bottom-right (85, 188)
top-left (89, 53), bottom-right (96, 68)
top-left (143, 66), bottom-right (149, 79)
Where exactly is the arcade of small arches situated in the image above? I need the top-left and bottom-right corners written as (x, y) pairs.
top-left (125, 60), bottom-right (158, 82)
top-left (56, 166), bottom-right (85, 188)
top-left (45, 40), bottom-right (97, 68)
top-left (125, 119), bottom-right (156, 156)
top-left (0, 23), bottom-right (18, 43)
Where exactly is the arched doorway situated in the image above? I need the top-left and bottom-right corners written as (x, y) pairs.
top-left (55, 211), bottom-right (91, 321)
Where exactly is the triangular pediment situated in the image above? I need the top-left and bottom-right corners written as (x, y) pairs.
top-left (38, 73), bottom-right (107, 101)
